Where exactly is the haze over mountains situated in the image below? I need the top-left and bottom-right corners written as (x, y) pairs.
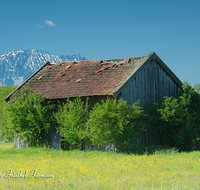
top-left (0, 50), bottom-right (87, 86)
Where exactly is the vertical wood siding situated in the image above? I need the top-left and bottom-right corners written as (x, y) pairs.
top-left (48, 125), bottom-right (61, 150)
top-left (119, 59), bottom-right (182, 147)
top-left (120, 59), bottom-right (181, 107)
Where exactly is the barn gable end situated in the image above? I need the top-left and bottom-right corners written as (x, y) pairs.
top-left (114, 52), bottom-right (182, 108)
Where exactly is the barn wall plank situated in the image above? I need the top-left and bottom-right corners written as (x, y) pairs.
top-left (117, 58), bottom-right (182, 148)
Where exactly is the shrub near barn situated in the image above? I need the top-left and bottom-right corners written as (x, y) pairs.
top-left (56, 97), bottom-right (89, 150)
top-left (6, 87), bottom-right (55, 147)
top-left (5, 81), bottom-right (200, 152)
top-left (56, 97), bottom-right (146, 151)
top-left (145, 81), bottom-right (200, 151)
top-left (5, 87), bottom-right (147, 151)
top-left (158, 81), bottom-right (200, 151)
top-left (86, 98), bottom-right (146, 151)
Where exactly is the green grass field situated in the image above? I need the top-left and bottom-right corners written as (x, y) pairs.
top-left (0, 143), bottom-right (200, 189)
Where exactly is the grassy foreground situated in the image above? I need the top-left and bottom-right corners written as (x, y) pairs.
top-left (0, 144), bottom-right (200, 189)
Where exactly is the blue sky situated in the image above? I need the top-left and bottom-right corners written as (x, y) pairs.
top-left (1, 0), bottom-right (200, 86)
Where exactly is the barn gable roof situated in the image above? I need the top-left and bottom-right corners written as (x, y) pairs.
top-left (5, 52), bottom-right (182, 102)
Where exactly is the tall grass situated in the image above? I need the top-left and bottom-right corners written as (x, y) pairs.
top-left (0, 144), bottom-right (200, 189)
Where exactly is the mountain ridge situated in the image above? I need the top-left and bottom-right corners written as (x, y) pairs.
top-left (0, 50), bottom-right (87, 86)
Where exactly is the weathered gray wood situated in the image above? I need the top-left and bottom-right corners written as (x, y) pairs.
top-left (116, 57), bottom-right (182, 148)
top-left (49, 126), bottom-right (61, 150)
top-left (14, 133), bottom-right (28, 149)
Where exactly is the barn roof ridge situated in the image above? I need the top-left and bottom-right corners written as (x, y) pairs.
top-left (5, 52), bottom-right (182, 102)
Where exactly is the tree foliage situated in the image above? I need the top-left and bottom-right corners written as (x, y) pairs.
top-left (6, 87), bottom-right (55, 147)
top-left (156, 81), bottom-right (200, 151)
top-left (3, 80), bottom-right (200, 152)
top-left (0, 85), bottom-right (18, 141)
top-left (86, 98), bottom-right (146, 151)
top-left (56, 97), bottom-right (89, 150)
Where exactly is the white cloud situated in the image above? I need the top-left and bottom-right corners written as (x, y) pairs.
top-left (36, 24), bottom-right (44, 28)
top-left (45, 20), bottom-right (55, 27)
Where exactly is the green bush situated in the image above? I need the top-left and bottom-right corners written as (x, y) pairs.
top-left (86, 98), bottom-right (146, 151)
top-left (56, 97), bottom-right (89, 150)
top-left (146, 81), bottom-right (200, 151)
top-left (6, 87), bottom-right (55, 147)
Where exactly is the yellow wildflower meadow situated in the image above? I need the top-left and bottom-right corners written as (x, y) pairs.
top-left (0, 144), bottom-right (200, 189)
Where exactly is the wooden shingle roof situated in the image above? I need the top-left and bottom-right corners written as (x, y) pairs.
top-left (5, 52), bottom-right (182, 102)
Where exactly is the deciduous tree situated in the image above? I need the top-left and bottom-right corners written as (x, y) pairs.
top-left (6, 87), bottom-right (55, 147)
top-left (158, 81), bottom-right (200, 151)
top-left (86, 98), bottom-right (146, 151)
top-left (56, 97), bottom-right (89, 150)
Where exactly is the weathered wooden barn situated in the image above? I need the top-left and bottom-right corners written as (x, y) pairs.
top-left (5, 52), bottom-right (182, 150)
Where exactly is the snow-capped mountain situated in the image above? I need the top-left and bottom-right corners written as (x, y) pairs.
top-left (0, 50), bottom-right (87, 86)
